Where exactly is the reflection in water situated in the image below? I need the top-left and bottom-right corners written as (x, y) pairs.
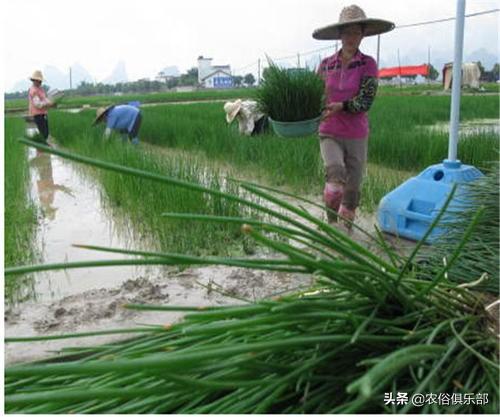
top-left (23, 148), bottom-right (163, 303)
top-left (29, 150), bottom-right (74, 220)
top-left (421, 118), bottom-right (500, 138)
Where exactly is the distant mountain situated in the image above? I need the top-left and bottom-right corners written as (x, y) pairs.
top-left (102, 61), bottom-right (128, 84)
top-left (10, 65), bottom-right (67, 92)
top-left (9, 63), bottom-right (91, 92)
top-left (43, 65), bottom-right (70, 90)
top-left (70, 62), bottom-right (93, 88)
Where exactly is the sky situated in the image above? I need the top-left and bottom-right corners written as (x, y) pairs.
top-left (3, 0), bottom-right (499, 91)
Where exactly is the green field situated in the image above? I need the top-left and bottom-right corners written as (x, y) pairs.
top-left (4, 90), bottom-right (499, 413)
top-left (4, 118), bottom-right (39, 301)
top-left (5, 82), bottom-right (499, 111)
top-left (4, 88), bottom-right (256, 110)
top-left (6, 92), bottom-right (498, 269)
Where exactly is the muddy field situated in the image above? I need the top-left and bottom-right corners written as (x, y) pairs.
top-left (4, 139), bottom-right (416, 365)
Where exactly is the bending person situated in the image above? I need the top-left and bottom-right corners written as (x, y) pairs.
top-left (93, 103), bottom-right (142, 145)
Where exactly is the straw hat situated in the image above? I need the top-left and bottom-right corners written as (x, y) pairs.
top-left (92, 105), bottom-right (114, 126)
top-left (224, 99), bottom-right (242, 123)
top-left (29, 70), bottom-right (44, 82)
top-left (312, 4), bottom-right (394, 40)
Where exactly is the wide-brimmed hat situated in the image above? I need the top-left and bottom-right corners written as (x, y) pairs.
top-left (312, 4), bottom-right (395, 40)
top-left (224, 99), bottom-right (242, 123)
top-left (92, 106), bottom-right (113, 126)
top-left (29, 70), bottom-right (44, 82)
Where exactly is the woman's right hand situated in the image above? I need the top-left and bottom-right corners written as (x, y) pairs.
top-left (321, 102), bottom-right (343, 121)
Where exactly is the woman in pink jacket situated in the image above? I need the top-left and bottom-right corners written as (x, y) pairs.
top-left (313, 5), bottom-right (394, 227)
top-left (28, 70), bottom-right (56, 143)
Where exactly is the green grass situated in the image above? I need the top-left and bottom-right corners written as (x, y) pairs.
top-left (138, 95), bottom-right (496, 205)
top-left (139, 103), bottom-right (415, 212)
top-left (368, 95), bottom-right (498, 171)
top-left (378, 82), bottom-right (500, 95)
top-left (5, 88), bottom-right (256, 110)
top-left (15, 92), bottom-right (495, 218)
top-left (48, 111), bottom-right (260, 256)
top-left (6, 82), bottom-right (497, 110)
top-left (4, 117), bottom-right (39, 302)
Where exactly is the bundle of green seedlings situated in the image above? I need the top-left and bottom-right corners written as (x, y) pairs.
top-left (422, 162), bottom-right (499, 294)
top-left (5, 140), bottom-right (499, 414)
top-left (254, 60), bottom-right (324, 122)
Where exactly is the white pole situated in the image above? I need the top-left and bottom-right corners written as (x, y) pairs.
top-left (376, 35), bottom-right (380, 67)
top-left (448, 0), bottom-right (466, 162)
top-left (258, 58), bottom-right (261, 85)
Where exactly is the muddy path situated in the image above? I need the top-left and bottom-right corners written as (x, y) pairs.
top-left (5, 141), bottom-right (416, 365)
top-left (5, 265), bottom-right (312, 364)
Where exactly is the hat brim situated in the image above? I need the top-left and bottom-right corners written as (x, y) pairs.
top-left (29, 77), bottom-right (43, 82)
top-left (224, 100), bottom-right (242, 123)
top-left (313, 18), bottom-right (395, 40)
top-left (92, 105), bottom-right (113, 126)
top-left (226, 108), bottom-right (241, 123)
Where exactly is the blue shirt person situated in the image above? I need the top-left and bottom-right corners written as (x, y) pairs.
top-left (93, 103), bottom-right (142, 144)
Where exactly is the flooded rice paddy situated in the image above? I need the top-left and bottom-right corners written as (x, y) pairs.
top-left (421, 118), bottom-right (500, 138)
top-left (5, 146), bottom-right (317, 364)
top-left (5, 140), bottom-right (416, 365)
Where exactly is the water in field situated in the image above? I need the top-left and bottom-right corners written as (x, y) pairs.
top-left (422, 118), bottom-right (500, 138)
top-left (26, 147), bottom-right (152, 301)
top-left (5, 146), bottom-right (312, 364)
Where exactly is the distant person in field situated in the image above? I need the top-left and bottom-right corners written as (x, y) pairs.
top-left (93, 102), bottom-right (142, 145)
top-left (313, 5), bottom-right (394, 227)
top-left (28, 70), bottom-right (57, 144)
top-left (224, 99), bottom-right (268, 136)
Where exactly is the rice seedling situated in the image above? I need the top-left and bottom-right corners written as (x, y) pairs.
top-left (254, 62), bottom-right (324, 122)
top-left (19, 94), bottom-right (494, 221)
top-left (4, 141), bottom-right (499, 414)
top-left (5, 88), bottom-right (255, 111)
top-left (368, 95), bottom-right (498, 171)
top-left (140, 97), bottom-right (495, 203)
top-left (421, 162), bottom-right (499, 293)
top-left (140, 95), bottom-right (495, 181)
top-left (139, 103), bottom-right (414, 211)
top-left (4, 117), bottom-right (39, 302)
top-left (46, 111), bottom-right (260, 256)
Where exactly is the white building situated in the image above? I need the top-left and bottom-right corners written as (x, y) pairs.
top-left (197, 56), bottom-right (233, 88)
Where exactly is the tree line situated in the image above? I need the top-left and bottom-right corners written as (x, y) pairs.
top-left (6, 67), bottom-right (257, 99)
